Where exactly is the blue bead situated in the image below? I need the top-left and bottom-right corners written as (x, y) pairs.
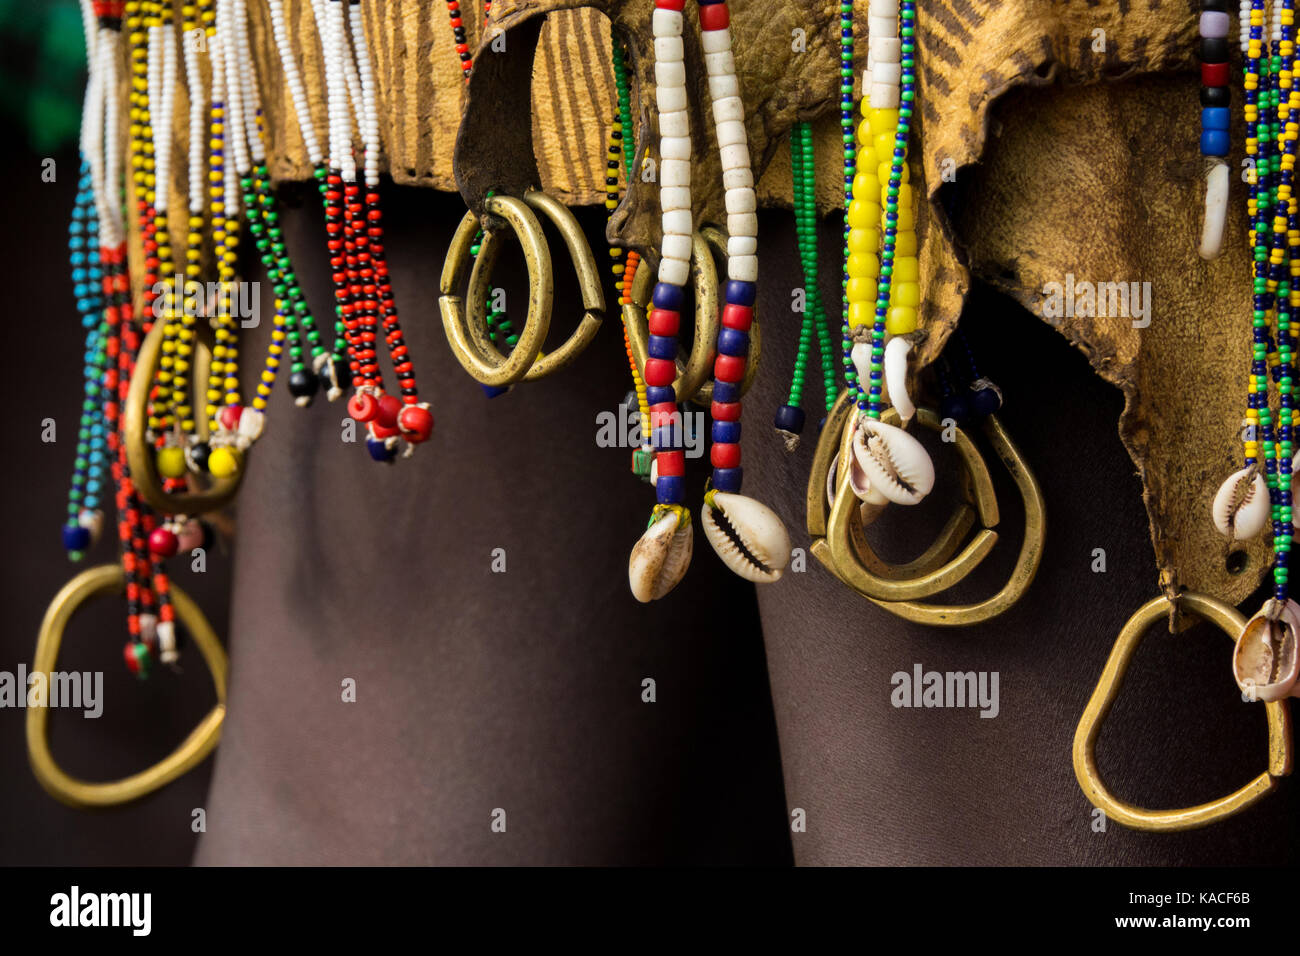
top-left (480, 383), bottom-right (510, 399)
top-left (652, 281), bottom-right (685, 311)
top-left (647, 334), bottom-right (677, 359)
top-left (711, 379), bottom-right (740, 404)
top-left (366, 437), bottom-right (396, 462)
top-left (773, 403), bottom-right (806, 433)
top-left (656, 475), bottom-right (684, 504)
top-left (970, 384), bottom-right (1002, 417)
top-left (713, 419), bottom-right (741, 444)
top-left (716, 327), bottom-right (749, 356)
top-left (1202, 107), bottom-right (1231, 131)
top-left (724, 280), bottom-right (756, 306)
top-left (62, 524), bottom-right (90, 552)
top-left (1201, 129), bottom-right (1230, 156)
top-left (712, 467), bottom-right (743, 493)
top-left (645, 385), bottom-right (675, 406)
top-left (651, 424), bottom-right (681, 452)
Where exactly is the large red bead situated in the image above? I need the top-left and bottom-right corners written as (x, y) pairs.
top-left (148, 527), bottom-right (179, 558)
top-left (397, 404), bottom-right (434, 442)
top-left (1201, 62), bottom-right (1228, 86)
top-left (218, 404), bottom-right (243, 432)
top-left (656, 450), bottom-right (686, 477)
top-left (375, 393), bottom-right (403, 428)
top-left (648, 308), bottom-right (680, 336)
top-left (711, 400), bottom-right (742, 421)
top-left (644, 357), bottom-right (676, 387)
top-left (721, 303), bottom-right (753, 331)
top-left (699, 2), bottom-right (729, 31)
top-left (348, 391), bottom-right (379, 422)
top-left (714, 354), bottom-right (746, 383)
top-left (710, 442), bottom-right (741, 469)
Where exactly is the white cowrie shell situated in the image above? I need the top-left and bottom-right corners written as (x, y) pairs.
top-left (884, 336), bottom-right (915, 424)
top-left (702, 492), bottom-right (791, 583)
top-left (628, 509), bottom-right (693, 603)
top-left (1233, 599), bottom-right (1300, 702)
top-left (852, 417), bottom-right (935, 506)
top-left (1211, 467), bottom-right (1269, 541)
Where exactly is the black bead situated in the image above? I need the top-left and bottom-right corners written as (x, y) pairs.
top-left (1200, 85), bottom-right (1230, 107)
top-left (289, 369), bottom-right (319, 401)
top-left (1201, 0), bottom-right (1229, 10)
top-left (1200, 37), bottom-right (1229, 63)
top-left (187, 441), bottom-right (211, 474)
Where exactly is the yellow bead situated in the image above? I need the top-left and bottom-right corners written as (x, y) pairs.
top-left (873, 132), bottom-right (896, 162)
top-left (856, 120), bottom-right (873, 146)
top-left (156, 446), bottom-right (188, 479)
top-left (886, 307), bottom-right (918, 335)
top-left (895, 203), bottom-right (915, 230)
top-left (846, 277), bottom-right (876, 303)
top-left (893, 229), bottom-right (917, 257)
top-left (847, 226), bottom-right (879, 254)
top-left (870, 109), bottom-right (900, 135)
top-left (892, 281), bottom-right (920, 308)
top-left (848, 300), bottom-right (875, 328)
top-left (846, 252), bottom-right (880, 279)
top-left (892, 256), bottom-right (919, 282)
top-left (852, 171), bottom-right (880, 202)
top-left (846, 199), bottom-right (880, 229)
top-left (857, 147), bottom-right (877, 170)
top-left (207, 446), bottom-right (242, 479)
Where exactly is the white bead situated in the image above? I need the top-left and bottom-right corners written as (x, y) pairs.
top-left (704, 50), bottom-right (735, 77)
top-left (722, 165), bottom-right (753, 191)
top-left (658, 109), bottom-right (690, 138)
top-left (659, 256), bottom-right (690, 286)
top-left (719, 143), bottom-right (751, 172)
top-left (657, 84), bottom-right (688, 113)
top-left (715, 119), bottom-right (747, 148)
top-left (711, 95), bottom-right (745, 124)
top-left (662, 209), bottom-right (693, 235)
top-left (728, 255), bottom-right (758, 283)
top-left (654, 35), bottom-right (684, 63)
top-left (870, 82), bottom-right (900, 108)
top-left (708, 73), bottom-right (739, 100)
top-left (655, 60), bottom-right (686, 88)
top-left (868, 15), bottom-right (898, 38)
top-left (660, 186), bottom-right (692, 211)
top-left (661, 158), bottom-right (691, 187)
top-left (727, 212), bottom-right (758, 240)
top-left (725, 188), bottom-right (756, 214)
top-left (139, 613), bottom-right (158, 646)
top-left (662, 233), bottom-right (692, 261)
top-left (872, 60), bottom-right (901, 85)
top-left (727, 235), bottom-right (757, 257)
top-left (157, 620), bottom-right (178, 665)
top-left (652, 7), bottom-right (683, 38)
top-left (870, 37), bottom-right (901, 63)
top-left (869, 0), bottom-right (898, 16)
top-left (701, 29), bottom-right (732, 55)
top-left (660, 135), bottom-right (691, 160)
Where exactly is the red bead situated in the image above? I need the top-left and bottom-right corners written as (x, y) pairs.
top-left (370, 419), bottom-right (400, 439)
top-left (375, 393), bottom-right (403, 428)
top-left (656, 450), bottom-right (686, 477)
top-left (218, 404), bottom-right (243, 432)
top-left (148, 527), bottom-right (178, 558)
top-left (649, 402), bottom-right (678, 430)
top-left (721, 303), bottom-right (753, 331)
top-left (710, 442), bottom-right (740, 469)
top-left (711, 400), bottom-right (741, 421)
top-left (648, 308), bottom-right (680, 336)
top-left (348, 391), bottom-right (379, 422)
top-left (1201, 62), bottom-right (1228, 85)
top-left (699, 2), bottom-right (729, 30)
top-left (654, 0), bottom-right (685, 8)
top-left (397, 404), bottom-right (434, 442)
top-left (644, 357), bottom-right (676, 387)
top-left (714, 354), bottom-right (746, 383)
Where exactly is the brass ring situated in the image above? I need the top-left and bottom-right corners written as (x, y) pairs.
top-left (466, 190), bottom-right (605, 381)
top-left (125, 317), bottom-right (242, 515)
top-left (622, 227), bottom-right (761, 404)
top-left (821, 404), bottom-right (999, 601)
top-left (1073, 591), bottom-right (1293, 831)
top-left (26, 564), bottom-right (227, 808)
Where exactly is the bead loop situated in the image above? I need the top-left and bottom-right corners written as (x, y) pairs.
top-left (27, 564), bottom-right (227, 808)
top-left (1073, 591), bottom-right (1293, 831)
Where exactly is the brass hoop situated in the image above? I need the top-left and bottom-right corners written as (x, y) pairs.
top-left (26, 564), bottom-right (227, 808)
top-left (1073, 591), bottom-right (1293, 831)
top-left (125, 316), bottom-right (243, 516)
top-left (622, 227), bottom-right (761, 404)
top-left (439, 191), bottom-right (606, 387)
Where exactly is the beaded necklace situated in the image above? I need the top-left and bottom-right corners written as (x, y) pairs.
top-left (628, 0), bottom-right (790, 602)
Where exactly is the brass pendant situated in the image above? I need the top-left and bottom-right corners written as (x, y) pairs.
top-left (27, 565), bottom-right (227, 808)
top-left (1073, 591), bottom-right (1293, 831)
top-left (439, 190), bottom-right (605, 387)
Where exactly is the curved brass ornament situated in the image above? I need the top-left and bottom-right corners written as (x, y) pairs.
top-left (125, 317), bottom-right (243, 516)
top-left (27, 564), bottom-right (227, 808)
top-left (439, 191), bottom-right (605, 387)
top-left (807, 391), bottom-right (1046, 625)
top-left (622, 228), bottom-right (761, 404)
top-left (1073, 591), bottom-right (1293, 831)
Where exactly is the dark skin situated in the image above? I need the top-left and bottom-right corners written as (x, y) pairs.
top-left (194, 184), bottom-right (1300, 865)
